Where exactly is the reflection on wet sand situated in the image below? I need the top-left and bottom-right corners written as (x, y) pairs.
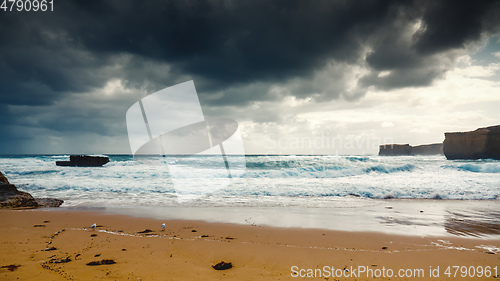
top-left (445, 209), bottom-right (500, 237)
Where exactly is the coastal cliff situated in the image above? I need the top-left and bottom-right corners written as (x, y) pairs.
top-left (443, 125), bottom-right (500, 160)
top-left (379, 143), bottom-right (443, 156)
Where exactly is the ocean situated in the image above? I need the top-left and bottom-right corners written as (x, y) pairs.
top-left (1, 154), bottom-right (499, 206)
top-left (2, 154), bottom-right (499, 236)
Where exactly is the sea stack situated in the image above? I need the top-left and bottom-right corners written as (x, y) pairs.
top-left (56, 155), bottom-right (110, 167)
top-left (379, 143), bottom-right (443, 156)
top-left (379, 144), bottom-right (413, 156)
top-left (443, 125), bottom-right (500, 160)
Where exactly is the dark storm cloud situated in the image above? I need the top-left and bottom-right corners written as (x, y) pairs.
top-left (360, 0), bottom-right (500, 91)
top-left (413, 0), bottom-right (500, 55)
top-left (1, 0), bottom-right (500, 153)
top-left (1, 0), bottom-right (499, 107)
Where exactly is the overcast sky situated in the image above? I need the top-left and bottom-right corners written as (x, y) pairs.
top-left (1, 0), bottom-right (499, 155)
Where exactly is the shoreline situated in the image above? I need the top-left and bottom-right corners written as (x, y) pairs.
top-left (56, 198), bottom-right (500, 239)
top-left (1, 208), bottom-right (499, 280)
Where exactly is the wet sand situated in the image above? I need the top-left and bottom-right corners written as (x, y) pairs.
top-left (1, 209), bottom-right (499, 280)
top-left (98, 199), bottom-right (500, 237)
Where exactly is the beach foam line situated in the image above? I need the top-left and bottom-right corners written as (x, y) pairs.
top-left (43, 226), bottom-right (491, 255)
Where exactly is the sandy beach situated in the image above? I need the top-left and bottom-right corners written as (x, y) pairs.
top-left (1, 209), bottom-right (499, 280)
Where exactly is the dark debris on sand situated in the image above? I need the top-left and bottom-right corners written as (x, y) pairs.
top-left (1, 264), bottom-right (20, 271)
top-left (86, 259), bottom-right (116, 266)
top-left (212, 261), bottom-right (232, 270)
top-left (49, 257), bottom-right (71, 264)
top-left (137, 229), bottom-right (153, 234)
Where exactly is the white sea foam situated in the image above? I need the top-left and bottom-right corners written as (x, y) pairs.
top-left (1, 155), bottom-right (499, 207)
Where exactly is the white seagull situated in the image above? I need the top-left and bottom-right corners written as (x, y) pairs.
top-left (90, 223), bottom-right (97, 230)
top-left (161, 223), bottom-right (166, 231)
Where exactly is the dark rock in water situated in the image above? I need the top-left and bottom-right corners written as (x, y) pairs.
top-left (379, 143), bottom-right (443, 156)
top-left (56, 155), bottom-right (109, 167)
top-left (0, 171), bottom-right (63, 209)
top-left (443, 125), bottom-right (500, 160)
top-left (35, 198), bottom-right (64, 208)
top-left (379, 144), bottom-right (412, 156)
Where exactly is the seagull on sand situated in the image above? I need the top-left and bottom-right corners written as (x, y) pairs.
top-left (90, 223), bottom-right (97, 230)
top-left (161, 223), bottom-right (165, 231)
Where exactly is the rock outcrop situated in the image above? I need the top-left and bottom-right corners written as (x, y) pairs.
top-left (34, 198), bottom-right (65, 208)
top-left (443, 125), bottom-right (500, 160)
top-left (379, 143), bottom-right (443, 156)
top-left (0, 171), bottom-right (38, 208)
top-left (56, 155), bottom-right (109, 167)
top-left (0, 171), bottom-right (63, 209)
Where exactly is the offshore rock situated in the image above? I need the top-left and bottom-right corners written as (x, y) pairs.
top-left (378, 144), bottom-right (413, 156)
top-left (443, 125), bottom-right (500, 160)
top-left (56, 155), bottom-right (109, 167)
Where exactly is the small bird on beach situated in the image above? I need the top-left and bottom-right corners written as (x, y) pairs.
top-left (161, 223), bottom-right (165, 231)
top-left (90, 223), bottom-right (97, 230)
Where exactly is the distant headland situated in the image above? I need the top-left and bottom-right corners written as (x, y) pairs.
top-left (379, 125), bottom-right (500, 160)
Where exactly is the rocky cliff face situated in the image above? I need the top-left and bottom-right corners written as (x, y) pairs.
top-left (0, 171), bottom-right (63, 209)
top-left (379, 143), bottom-right (443, 156)
top-left (443, 125), bottom-right (500, 160)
